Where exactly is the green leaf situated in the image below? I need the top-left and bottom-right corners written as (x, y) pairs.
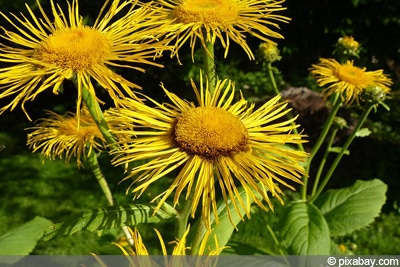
top-left (329, 147), bottom-right (350, 155)
top-left (222, 241), bottom-right (273, 255)
top-left (314, 179), bottom-right (387, 236)
top-left (0, 216), bottom-right (53, 263)
top-left (355, 128), bottom-right (372, 137)
top-left (42, 204), bottom-right (174, 240)
top-left (279, 202), bottom-right (330, 255)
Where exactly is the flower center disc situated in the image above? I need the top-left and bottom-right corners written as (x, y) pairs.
top-left (335, 65), bottom-right (369, 85)
top-left (174, 107), bottom-right (249, 160)
top-left (173, 0), bottom-right (238, 24)
top-left (37, 27), bottom-right (110, 71)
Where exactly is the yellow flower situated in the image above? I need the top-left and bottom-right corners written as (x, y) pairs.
top-left (93, 226), bottom-right (222, 267)
top-left (110, 75), bottom-right (308, 228)
top-left (0, 0), bottom-right (169, 120)
top-left (114, 226), bottom-right (222, 255)
top-left (338, 36), bottom-right (360, 52)
top-left (334, 36), bottom-right (361, 59)
top-left (310, 58), bottom-right (392, 105)
top-left (26, 108), bottom-right (115, 166)
top-left (257, 42), bottom-right (281, 64)
top-left (152, 0), bottom-right (290, 60)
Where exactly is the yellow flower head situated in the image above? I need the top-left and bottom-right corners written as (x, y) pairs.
top-left (109, 75), bottom-right (308, 228)
top-left (26, 108), bottom-right (113, 166)
top-left (338, 36), bottom-right (360, 51)
top-left (310, 58), bottom-right (392, 105)
top-left (334, 36), bottom-right (361, 59)
top-left (152, 0), bottom-right (290, 60)
top-left (257, 42), bottom-right (281, 64)
top-left (0, 0), bottom-right (169, 120)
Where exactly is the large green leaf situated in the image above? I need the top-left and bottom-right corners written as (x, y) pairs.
top-left (314, 179), bottom-right (387, 236)
top-left (280, 202), bottom-right (330, 255)
top-left (0, 216), bottom-right (53, 264)
top-left (42, 204), bottom-right (174, 240)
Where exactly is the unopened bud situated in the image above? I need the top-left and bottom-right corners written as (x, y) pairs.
top-left (361, 85), bottom-right (388, 103)
top-left (334, 36), bottom-right (360, 58)
top-left (257, 42), bottom-right (281, 64)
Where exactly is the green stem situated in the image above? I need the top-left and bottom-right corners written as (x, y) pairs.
top-left (79, 84), bottom-right (119, 151)
top-left (266, 63), bottom-right (280, 96)
top-left (184, 31), bottom-right (215, 255)
top-left (175, 187), bottom-right (195, 240)
top-left (201, 32), bottom-right (216, 94)
top-left (85, 150), bottom-right (134, 246)
top-left (73, 80), bottom-right (133, 245)
top-left (189, 217), bottom-right (207, 255)
top-left (306, 93), bottom-right (342, 173)
top-left (86, 150), bottom-right (115, 205)
top-left (266, 225), bottom-right (288, 259)
top-left (174, 185), bottom-right (209, 255)
top-left (266, 63), bottom-right (307, 198)
top-left (301, 93), bottom-right (342, 200)
top-left (309, 103), bottom-right (375, 202)
top-left (311, 128), bottom-right (338, 196)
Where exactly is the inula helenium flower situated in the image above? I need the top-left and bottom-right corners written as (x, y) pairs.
top-left (153, 0), bottom-right (290, 60)
top-left (0, 0), bottom-right (169, 120)
top-left (26, 108), bottom-right (115, 166)
top-left (310, 58), bottom-right (392, 105)
top-left (334, 36), bottom-right (360, 57)
top-left (109, 74), bottom-right (308, 227)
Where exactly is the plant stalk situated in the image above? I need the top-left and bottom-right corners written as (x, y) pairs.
top-left (311, 128), bottom-right (338, 196)
top-left (85, 150), bottom-right (134, 246)
top-left (201, 32), bottom-right (216, 94)
top-left (175, 186), bottom-right (195, 240)
top-left (75, 81), bottom-right (133, 246)
top-left (79, 85), bottom-right (119, 151)
top-left (301, 93), bottom-right (342, 199)
top-left (309, 103), bottom-right (375, 202)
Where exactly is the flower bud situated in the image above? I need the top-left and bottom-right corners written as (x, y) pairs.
top-left (361, 85), bottom-right (388, 103)
top-left (257, 42), bottom-right (281, 64)
top-left (334, 36), bottom-right (360, 59)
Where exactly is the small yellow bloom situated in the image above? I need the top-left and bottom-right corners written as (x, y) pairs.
top-left (0, 0), bottom-right (169, 120)
top-left (26, 108), bottom-right (115, 166)
top-left (310, 58), bottom-right (392, 105)
top-left (257, 42), bottom-right (281, 64)
top-left (109, 74), bottom-right (308, 228)
top-left (334, 36), bottom-right (361, 58)
top-left (338, 36), bottom-right (360, 51)
top-left (152, 0), bottom-right (290, 60)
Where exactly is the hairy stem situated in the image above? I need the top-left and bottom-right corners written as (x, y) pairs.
top-left (85, 150), bottom-right (134, 246)
top-left (201, 32), bottom-right (216, 94)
